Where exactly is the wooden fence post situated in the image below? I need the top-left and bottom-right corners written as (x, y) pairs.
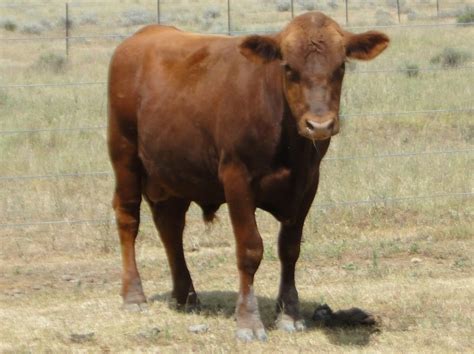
top-left (291, 0), bottom-right (294, 18)
top-left (345, 0), bottom-right (349, 25)
top-left (156, 0), bottom-right (161, 24)
top-left (227, 0), bottom-right (231, 35)
top-left (396, 0), bottom-right (401, 23)
top-left (65, 2), bottom-right (69, 57)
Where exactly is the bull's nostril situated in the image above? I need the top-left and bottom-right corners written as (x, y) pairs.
top-left (305, 120), bottom-right (315, 131)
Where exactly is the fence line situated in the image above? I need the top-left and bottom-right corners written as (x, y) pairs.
top-left (1, 108), bottom-right (472, 136)
top-left (0, 82), bottom-right (107, 89)
top-left (1, 191), bottom-right (472, 229)
top-left (2, 21), bottom-right (473, 43)
top-left (0, 148), bottom-right (472, 182)
top-left (2, 65), bottom-right (474, 89)
top-left (0, 126), bottom-right (106, 135)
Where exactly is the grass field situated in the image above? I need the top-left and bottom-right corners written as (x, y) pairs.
top-left (0, 0), bottom-right (473, 352)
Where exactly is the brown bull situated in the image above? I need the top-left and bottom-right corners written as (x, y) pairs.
top-left (108, 12), bottom-right (389, 341)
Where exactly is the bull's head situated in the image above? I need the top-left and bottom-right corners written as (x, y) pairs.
top-left (240, 12), bottom-right (389, 141)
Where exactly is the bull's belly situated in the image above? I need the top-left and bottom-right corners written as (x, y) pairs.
top-left (139, 149), bottom-right (224, 205)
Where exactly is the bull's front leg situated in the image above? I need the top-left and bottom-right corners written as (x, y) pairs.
top-left (276, 223), bottom-right (306, 332)
top-left (219, 160), bottom-right (267, 342)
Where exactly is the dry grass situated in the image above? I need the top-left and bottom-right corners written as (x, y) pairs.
top-left (0, 0), bottom-right (473, 352)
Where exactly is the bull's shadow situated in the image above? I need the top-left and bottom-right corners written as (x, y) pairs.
top-left (149, 290), bottom-right (377, 346)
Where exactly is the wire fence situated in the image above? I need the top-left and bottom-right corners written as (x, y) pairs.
top-left (1, 1), bottom-right (473, 230)
top-left (1, 191), bottom-right (472, 230)
top-left (1, 0), bottom-right (473, 59)
top-left (0, 148), bottom-right (472, 182)
top-left (1, 108), bottom-right (473, 136)
top-left (1, 65), bottom-right (474, 89)
top-left (2, 22), bottom-right (474, 44)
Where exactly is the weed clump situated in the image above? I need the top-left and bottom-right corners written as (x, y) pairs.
top-left (327, 0), bottom-right (338, 10)
top-left (298, 0), bottom-right (316, 11)
top-left (34, 53), bottom-right (67, 73)
top-left (79, 12), bottom-right (99, 25)
top-left (457, 6), bottom-right (474, 25)
top-left (430, 48), bottom-right (472, 68)
top-left (203, 5), bottom-right (221, 20)
top-left (400, 62), bottom-right (420, 78)
top-left (121, 9), bottom-right (154, 26)
top-left (1, 17), bottom-right (17, 31)
top-left (276, 0), bottom-right (291, 12)
top-left (375, 9), bottom-right (395, 26)
top-left (20, 22), bottom-right (45, 35)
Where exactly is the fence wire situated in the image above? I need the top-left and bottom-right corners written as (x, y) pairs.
top-left (1, 65), bottom-right (473, 89)
top-left (0, 108), bottom-right (472, 136)
top-left (0, 148), bottom-right (472, 182)
top-left (1, 191), bottom-right (472, 229)
top-left (1, 21), bottom-right (473, 43)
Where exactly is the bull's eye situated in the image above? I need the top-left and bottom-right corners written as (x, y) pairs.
top-left (284, 64), bottom-right (300, 82)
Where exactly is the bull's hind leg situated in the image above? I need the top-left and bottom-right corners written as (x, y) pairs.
top-left (148, 198), bottom-right (198, 310)
top-left (109, 114), bottom-right (146, 309)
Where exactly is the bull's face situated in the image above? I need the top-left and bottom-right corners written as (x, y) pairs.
top-left (240, 12), bottom-right (389, 141)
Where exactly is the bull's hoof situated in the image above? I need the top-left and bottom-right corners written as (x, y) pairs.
top-left (235, 327), bottom-right (268, 342)
top-left (276, 313), bottom-right (306, 332)
top-left (122, 302), bottom-right (149, 312)
top-left (173, 291), bottom-right (201, 313)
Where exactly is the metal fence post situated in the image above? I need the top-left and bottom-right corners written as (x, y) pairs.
top-left (345, 0), bottom-right (349, 25)
top-left (65, 2), bottom-right (69, 57)
top-left (227, 0), bottom-right (231, 35)
top-left (396, 0), bottom-right (401, 23)
top-left (291, 0), bottom-right (294, 19)
top-left (436, 0), bottom-right (440, 18)
top-left (156, 0), bottom-right (161, 24)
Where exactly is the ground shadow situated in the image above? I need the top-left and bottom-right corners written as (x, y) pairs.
top-left (149, 290), bottom-right (377, 346)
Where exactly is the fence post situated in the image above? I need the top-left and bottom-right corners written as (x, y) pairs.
top-left (65, 2), bottom-right (69, 57)
top-left (291, 0), bottom-right (294, 18)
top-left (396, 0), bottom-right (401, 23)
top-left (436, 0), bottom-right (439, 18)
top-left (227, 0), bottom-right (231, 35)
top-left (156, 0), bottom-right (161, 24)
top-left (345, 0), bottom-right (348, 25)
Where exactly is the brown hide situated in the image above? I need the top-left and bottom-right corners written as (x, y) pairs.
top-left (108, 12), bottom-right (388, 340)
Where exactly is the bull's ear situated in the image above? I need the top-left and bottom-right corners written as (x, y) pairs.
top-left (345, 31), bottom-right (389, 60)
top-left (239, 35), bottom-right (281, 64)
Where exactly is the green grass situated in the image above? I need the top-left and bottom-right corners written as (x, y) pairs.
top-left (0, 0), bottom-right (473, 352)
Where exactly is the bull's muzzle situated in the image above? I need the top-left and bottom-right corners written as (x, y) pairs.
top-left (299, 113), bottom-right (340, 141)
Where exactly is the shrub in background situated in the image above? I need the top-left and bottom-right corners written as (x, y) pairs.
top-left (400, 62), bottom-right (420, 78)
top-left (456, 6), bottom-right (474, 25)
top-left (20, 22), bottom-right (45, 35)
top-left (276, 0), bottom-right (291, 12)
top-left (203, 5), bottom-right (221, 20)
top-left (407, 9), bottom-right (417, 21)
top-left (327, 0), bottom-right (338, 10)
top-left (79, 12), bottom-right (99, 26)
top-left (57, 15), bottom-right (74, 29)
top-left (375, 9), bottom-right (395, 26)
top-left (297, 0), bottom-right (316, 11)
top-left (0, 17), bottom-right (17, 32)
top-left (430, 48), bottom-right (472, 68)
top-left (121, 8), bottom-right (154, 26)
top-left (34, 53), bottom-right (67, 73)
